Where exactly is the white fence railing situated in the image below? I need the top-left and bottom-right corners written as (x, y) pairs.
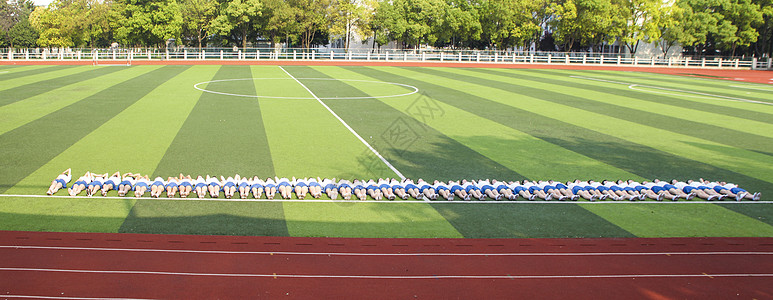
top-left (2, 48), bottom-right (771, 70)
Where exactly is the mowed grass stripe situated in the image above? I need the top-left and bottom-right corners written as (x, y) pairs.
top-left (350, 67), bottom-right (678, 178)
top-left (454, 68), bottom-right (773, 158)
top-left (283, 65), bottom-right (523, 181)
top-left (0, 65), bottom-right (72, 85)
top-left (152, 65), bottom-right (275, 177)
top-left (255, 66), bottom-right (378, 179)
top-left (507, 69), bottom-right (773, 141)
top-left (0, 65), bottom-right (186, 194)
top-left (717, 203), bottom-right (773, 227)
top-left (0, 66), bottom-right (161, 135)
top-left (0, 197), bottom-right (136, 233)
top-left (5, 65), bottom-right (216, 195)
top-left (427, 67), bottom-right (773, 193)
top-left (579, 70), bottom-right (773, 102)
top-left (337, 66), bottom-right (636, 238)
top-left (522, 69), bottom-right (773, 122)
top-left (0, 66), bottom-right (124, 107)
top-left (329, 66), bottom-right (639, 181)
top-left (134, 66), bottom-right (290, 237)
top-left (580, 203), bottom-right (773, 237)
top-left (278, 66), bottom-right (462, 238)
top-left (430, 203), bottom-right (636, 238)
top-left (282, 202), bottom-right (463, 238)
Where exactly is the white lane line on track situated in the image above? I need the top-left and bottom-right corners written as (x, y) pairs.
top-left (570, 75), bottom-right (773, 106)
top-left (2, 194), bottom-right (770, 204)
top-left (1, 295), bottom-right (153, 300)
top-left (0, 267), bottom-right (771, 279)
top-left (2, 245), bottom-right (771, 257)
top-left (278, 66), bottom-right (406, 180)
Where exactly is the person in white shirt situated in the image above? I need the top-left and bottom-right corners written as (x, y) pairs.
top-left (149, 176), bottom-right (167, 198)
top-left (47, 168), bottom-right (72, 195)
top-left (133, 175), bottom-right (150, 198)
top-left (69, 171), bottom-right (93, 197)
top-left (101, 172), bottom-right (121, 197)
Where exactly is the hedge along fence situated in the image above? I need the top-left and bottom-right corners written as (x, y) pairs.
top-left (2, 48), bottom-right (771, 70)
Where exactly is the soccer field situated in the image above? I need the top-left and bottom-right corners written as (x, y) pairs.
top-left (1, 64), bottom-right (772, 238)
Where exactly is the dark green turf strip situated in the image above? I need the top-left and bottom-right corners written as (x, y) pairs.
top-left (430, 203), bottom-right (636, 238)
top-left (346, 66), bottom-right (773, 196)
top-left (717, 203), bottom-right (773, 226)
top-left (0, 66), bottom-right (187, 193)
top-left (0, 66), bottom-right (125, 108)
top-left (579, 70), bottom-right (773, 102)
top-left (431, 68), bottom-right (773, 157)
top-left (281, 65), bottom-right (524, 181)
top-left (118, 200), bottom-right (289, 236)
top-left (0, 65), bottom-right (70, 81)
top-left (506, 69), bottom-right (773, 125)
top-left (151, 65), bottom-right (275, 177)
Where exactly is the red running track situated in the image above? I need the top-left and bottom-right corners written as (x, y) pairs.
top-left (1, 231), bottom-right (772, 299)
top-left (3, 59), bottom-right (772, 84)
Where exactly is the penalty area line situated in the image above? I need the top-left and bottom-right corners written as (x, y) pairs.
top-left (278, 66), bottom-right (405, 180)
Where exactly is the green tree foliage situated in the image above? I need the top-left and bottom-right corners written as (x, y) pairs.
top-left (551, 0), bottom-right (615, 50)
top-left (613, 0), bottom-right (667, 55)
top-left (437, 0), bottom-right (480, 49)
top-left (1, 0), bottom-right (37, 48)
top-left (180, 0), bottom-right (217, 49)
top-left (255, 0), bottom-right (297, 47)
top-left (210, 0), bottom-right (261, 48)
top-left (115, 0), bottom-right (183, 47)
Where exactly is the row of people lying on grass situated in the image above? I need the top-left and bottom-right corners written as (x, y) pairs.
top-left (46, 169), bottom-right (761, 201)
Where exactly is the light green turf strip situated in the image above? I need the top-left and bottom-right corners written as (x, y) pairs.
top-left (282, 202), bottom-right (463, 238)
top-left (254, 66), bottom-right (391, 179)
top-left (574, 70), bottom-right (773, 101)
top-left (580, 203), bottom-right (773, 237)
top-left (434, 67), bottom-right (773, 185)
top-left (0, 197), bottom-right (135, 232)
top-left (315, 66), bottom-right (640, 182)
top-left (6, 65), bottom-right (219, 192)
top-left (0, 66), bottom-right (97, 92)
top-left (542, 69), bottom-right (773, 114)
top-left (2, 66), bottom-right (219, 232)
top-left (267, 66), bottom-right (460, 237)
top-left (514, 70), bottom-right (773, 140)
top-left (0, 66), bottom-right (161, 135)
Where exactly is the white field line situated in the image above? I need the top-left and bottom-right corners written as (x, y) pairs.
top-left (2, 245), bottom-right (772, 257)
top-left (0, 295), bottom-right (153, 300)
top-left (0, 267), bottom-right (771, 280)
top-left (570, 75), bottom-right (773, 106)
top-left (278, 66), bottom-right (406, 180)
top-left (730, 85), bottom-right (773, 92)
top-left (1, 194), bottom-right (769, 204)
top-left (193, 78), bottom-right (419, 100)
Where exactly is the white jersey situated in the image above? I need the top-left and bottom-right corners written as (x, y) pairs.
top-left (57, 172), bottom-right (72, 183)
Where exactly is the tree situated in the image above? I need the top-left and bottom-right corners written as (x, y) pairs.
top-left (613, 0), bottom-right (667, 55)
top-left (1, 0), bottom-right (37, 47)
top-left (658, 3), bottom-right (685, 57)
top-left (329, 0), bottom-right (375, 51)
top-left (209, 0), bottom-right (262, 48)
top-left (9, 17), bottom-right (38, 47)
top-left (29, 0), bottom-right (91, 48)
top-left (256, 0), bottom-right (298, 47)
top-left (551, 0), bottom-right (616, 51)
top-left (180, 0), bottom-right (217, 49)
top-left (478, 0), bottom-right (541, 50)
top-left (289, 0), bottom-right (331, 49)
top-left (372, 0), bottom-right (447, 49)
top-left (438, 0), bottom-right (481, 49)
top-left (115, 0), bottom-right (183, 47)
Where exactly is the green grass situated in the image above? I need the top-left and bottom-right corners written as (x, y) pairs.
top-left (0, 64), bottom-right (771, 238)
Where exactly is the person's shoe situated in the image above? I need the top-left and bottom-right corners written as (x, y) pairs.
top-left (754, 192), bottom-right (761, 201)
top-left (545, 194), bottom-right (552, 201)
